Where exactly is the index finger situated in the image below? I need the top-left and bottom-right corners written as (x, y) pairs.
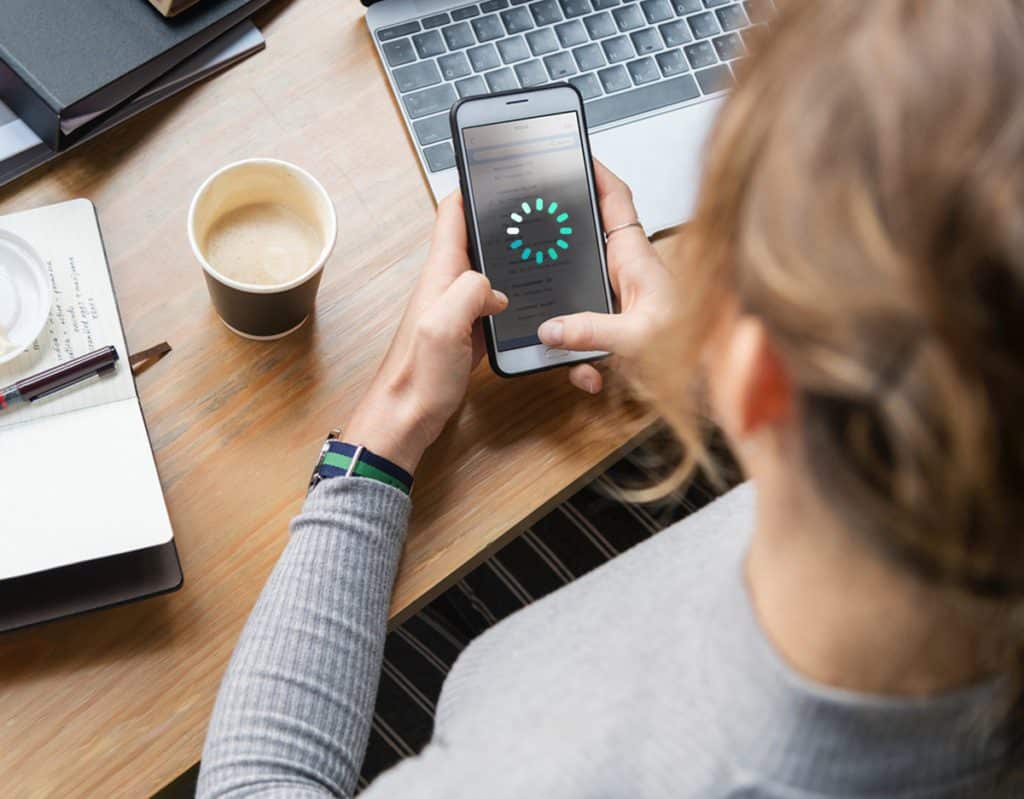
top-left (593, 159), bottom-right (640, 230)
top-left (426, 191), bottom-right (472, 281)
top-left (592, 159), bottom-right (658, 287)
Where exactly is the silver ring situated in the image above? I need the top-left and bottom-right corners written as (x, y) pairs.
top-left (604, 220), bottom-right (644, 240)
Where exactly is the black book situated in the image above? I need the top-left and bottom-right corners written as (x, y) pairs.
top-left (0, 0), bottom-right (271, 151)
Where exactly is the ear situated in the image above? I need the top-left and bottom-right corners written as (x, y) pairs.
top-left (711, 315), bottom-right (793, 439)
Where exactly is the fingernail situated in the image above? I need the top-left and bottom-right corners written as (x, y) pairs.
top-left (584, 378), bottom-right (599, 394)
top-left (493, 290), bottom-right (509, 305)
top-left (538, 320), bottom-right (564, 346)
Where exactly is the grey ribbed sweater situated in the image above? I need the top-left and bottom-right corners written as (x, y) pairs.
top-left (197, 479), bottom-right (1020, 798)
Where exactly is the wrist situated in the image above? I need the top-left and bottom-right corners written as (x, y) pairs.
top-left (345, 389), bottom-right (429, 474)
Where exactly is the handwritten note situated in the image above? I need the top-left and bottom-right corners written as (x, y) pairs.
top-left (0, 199), bottom-right (135, 430)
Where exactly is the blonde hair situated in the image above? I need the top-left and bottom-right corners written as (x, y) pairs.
top-left (649, 0), bottom-right (1024, 723)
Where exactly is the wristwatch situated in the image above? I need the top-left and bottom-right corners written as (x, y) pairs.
top-left (307, 429), bottom-right (413, 495)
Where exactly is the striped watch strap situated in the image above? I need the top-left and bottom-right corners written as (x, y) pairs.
top-left (309, 435), bottom-right (413, 495)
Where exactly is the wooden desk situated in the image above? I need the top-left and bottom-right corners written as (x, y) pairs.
top-left (0, 1), bottom-right (655, 795)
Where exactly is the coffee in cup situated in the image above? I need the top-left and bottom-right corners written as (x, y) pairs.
top-left (188, 158), bottom-right (337, 339)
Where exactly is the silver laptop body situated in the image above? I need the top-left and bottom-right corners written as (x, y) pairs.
top-left (365, 0), bottom-right (771, 233)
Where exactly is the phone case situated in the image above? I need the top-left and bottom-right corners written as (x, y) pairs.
top-left (449, 84), bottom-right (611, 378)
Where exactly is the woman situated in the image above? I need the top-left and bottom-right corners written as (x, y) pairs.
top-left (198, 1), bottom-right (1024, 796)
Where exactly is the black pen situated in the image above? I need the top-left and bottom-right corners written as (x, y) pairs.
top-left (0, 345), bottom-right (119, 411)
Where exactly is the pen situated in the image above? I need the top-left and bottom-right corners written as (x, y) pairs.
top-left (0, 345), bottom-right (119, 411)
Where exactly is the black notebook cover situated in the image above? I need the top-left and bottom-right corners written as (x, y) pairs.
top-left (0, 0), bottom-right (271, 151)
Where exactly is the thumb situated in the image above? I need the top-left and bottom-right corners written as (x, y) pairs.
top-left (537, 311), bottom-right (634, 354)
top-left (437, 271), bottom-right (508, 333)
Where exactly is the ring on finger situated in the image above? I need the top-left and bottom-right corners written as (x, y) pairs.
top-left (603, 220), bottom-right (644, 241)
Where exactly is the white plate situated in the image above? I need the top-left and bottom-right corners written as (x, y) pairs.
top-left (0, 229), bottom-right (51, 365)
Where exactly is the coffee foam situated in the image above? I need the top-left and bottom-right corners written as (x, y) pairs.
top-left (201, 202), bottom-right (322, 287)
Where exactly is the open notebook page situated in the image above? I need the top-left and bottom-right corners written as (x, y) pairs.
top-left (0, 199), bottom-right (173, 579)
top-left (0, 199), bottom-right (136, 430)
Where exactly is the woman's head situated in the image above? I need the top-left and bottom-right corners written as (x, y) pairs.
top-left (669, 0), bottom-right (1024, 627)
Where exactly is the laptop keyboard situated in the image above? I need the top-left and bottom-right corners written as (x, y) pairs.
top-left (375, 0), bottom-right (773, 173)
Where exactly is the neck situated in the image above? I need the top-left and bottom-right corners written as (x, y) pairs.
top-left (745, 478), bottom-right (989, 697)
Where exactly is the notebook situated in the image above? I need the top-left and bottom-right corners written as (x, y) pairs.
top-left (0, 21), bottom-right (265, 189)
top-left (0, 0), bottom-right (272, 149)
top-left (0, 199), bottom-right (178, 600)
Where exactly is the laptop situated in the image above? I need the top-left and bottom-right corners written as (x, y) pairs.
top-left (365, 0), bottom-right (772, 234)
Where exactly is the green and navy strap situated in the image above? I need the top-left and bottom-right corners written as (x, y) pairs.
top-left (309, 437), bottom-right (413, 495)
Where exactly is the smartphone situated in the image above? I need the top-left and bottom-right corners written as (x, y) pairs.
top-left (450, 84), bottom-right (614, 378)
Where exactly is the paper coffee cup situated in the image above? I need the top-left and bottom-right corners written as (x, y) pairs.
top-left (188, 158), bottom-right (337, 340)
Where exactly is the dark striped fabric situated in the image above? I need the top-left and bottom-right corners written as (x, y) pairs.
top-left (356, 442), bottom-right (724, 791)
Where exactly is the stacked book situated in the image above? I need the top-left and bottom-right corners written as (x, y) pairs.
top-left (0, 0), bottom-right (273, 187)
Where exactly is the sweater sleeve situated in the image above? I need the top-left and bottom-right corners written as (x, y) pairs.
top-left (197, 477), bottom-right (411, 799)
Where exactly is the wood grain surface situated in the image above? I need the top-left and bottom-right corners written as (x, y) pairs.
top-left (0, 0), bottom-right (661, 795)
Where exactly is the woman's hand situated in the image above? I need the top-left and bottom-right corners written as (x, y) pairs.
top-left (345, 192), bottom-right (508, 473)
top-left (537, 161), bottom-right (676, 395)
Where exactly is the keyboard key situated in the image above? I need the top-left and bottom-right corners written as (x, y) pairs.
top-left (531, 0), bottom-right (564, 25)
top-left (671, 0), bottom-right (701, 14)
top-left (515, 58), bottom-right (548, 85)
top-left (439, 51), bottom-right (473, 78)
top-left (413, 113), bottom-right (452, 146)
top-left (626, 55), bottom-right (660, 84)
top-left (712, 32), bottom-right (744, 60)
top-left (511, 0), bottom-right (532, 5)
top-left (544, 51), bottom-right (578, 78)
top-left (556, 19), bottom-right (588, 46)
top-left (560, 0), bottom-right (592, 16)
top-left (612, 5), bottom-right (645, 31)
top-left (485, 66), bottom-right (519, 90)
top-left (683, 39), bottom-right (716, 68)
top-left (716, 3), bottom-right (747, 30)
top-left (413, 30), bottom-right (446, 58)
top-left (378, 21), bottom-right (421, 41)
top-left (592, 0), bottom-right (619, 8)
top-left (482, 0), bottom-right (509, 9)
top-left (394, 59), bottom-right (442, 92)
top-left (570, 72), bottom-right (603, 98)
top-left (442, 22), bottom-right (476, 49)
top-left (631, 28), bottom-right (662, 54)
top-left (423, 12), bottom-right (451, 28)
top-left (382, 38), bottom-right (416, 67)
top-left (586, 72), bottom-right (699, 125)
top-left (526, 27), bottom-right (560, 54)
top-left (452, 4), bottom-right (481, 19)
top-left (498, 35), bottom-right (532, 62)
top-left (702, 0), bottom-right (729, 6)
top-left (403, 82), bottom-right (457, 118)
top-left (641, 0), bottom-right (673, 23)
top-left (456, 74), bottom-right (488, 95)
top-left (501, 6), bottom-right (535, 33)
top-left (744, 0), bottom-right (773, 24)
top-left (655, 47), bottom-right (688, 75)
top-left (659, 19), bottom-right (692, 46)
top-left (473, 13), bottom-right (506, 40)
top-left (583, 11), bottom-right (617, 38)
top-left (686, 10), bottom-right (719, 38)
top-left (423, 141), bottom-right (456, 172)
top-left (468, 43), bottom-right (501, 70)
top-left (602, 34), bottom-right (634, 62)
top-left (573, 42), bottom-right (606, 70)
top-left (695, 63), bottom-right (732, 93)
top-left (597, 64), bottom-right (631, 92)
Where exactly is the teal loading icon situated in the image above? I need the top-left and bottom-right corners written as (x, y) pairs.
top-left (506, 197), bottom-right (572, 264)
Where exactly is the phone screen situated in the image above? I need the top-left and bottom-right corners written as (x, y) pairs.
top-left (463, 111), bottom-right (609, 352)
